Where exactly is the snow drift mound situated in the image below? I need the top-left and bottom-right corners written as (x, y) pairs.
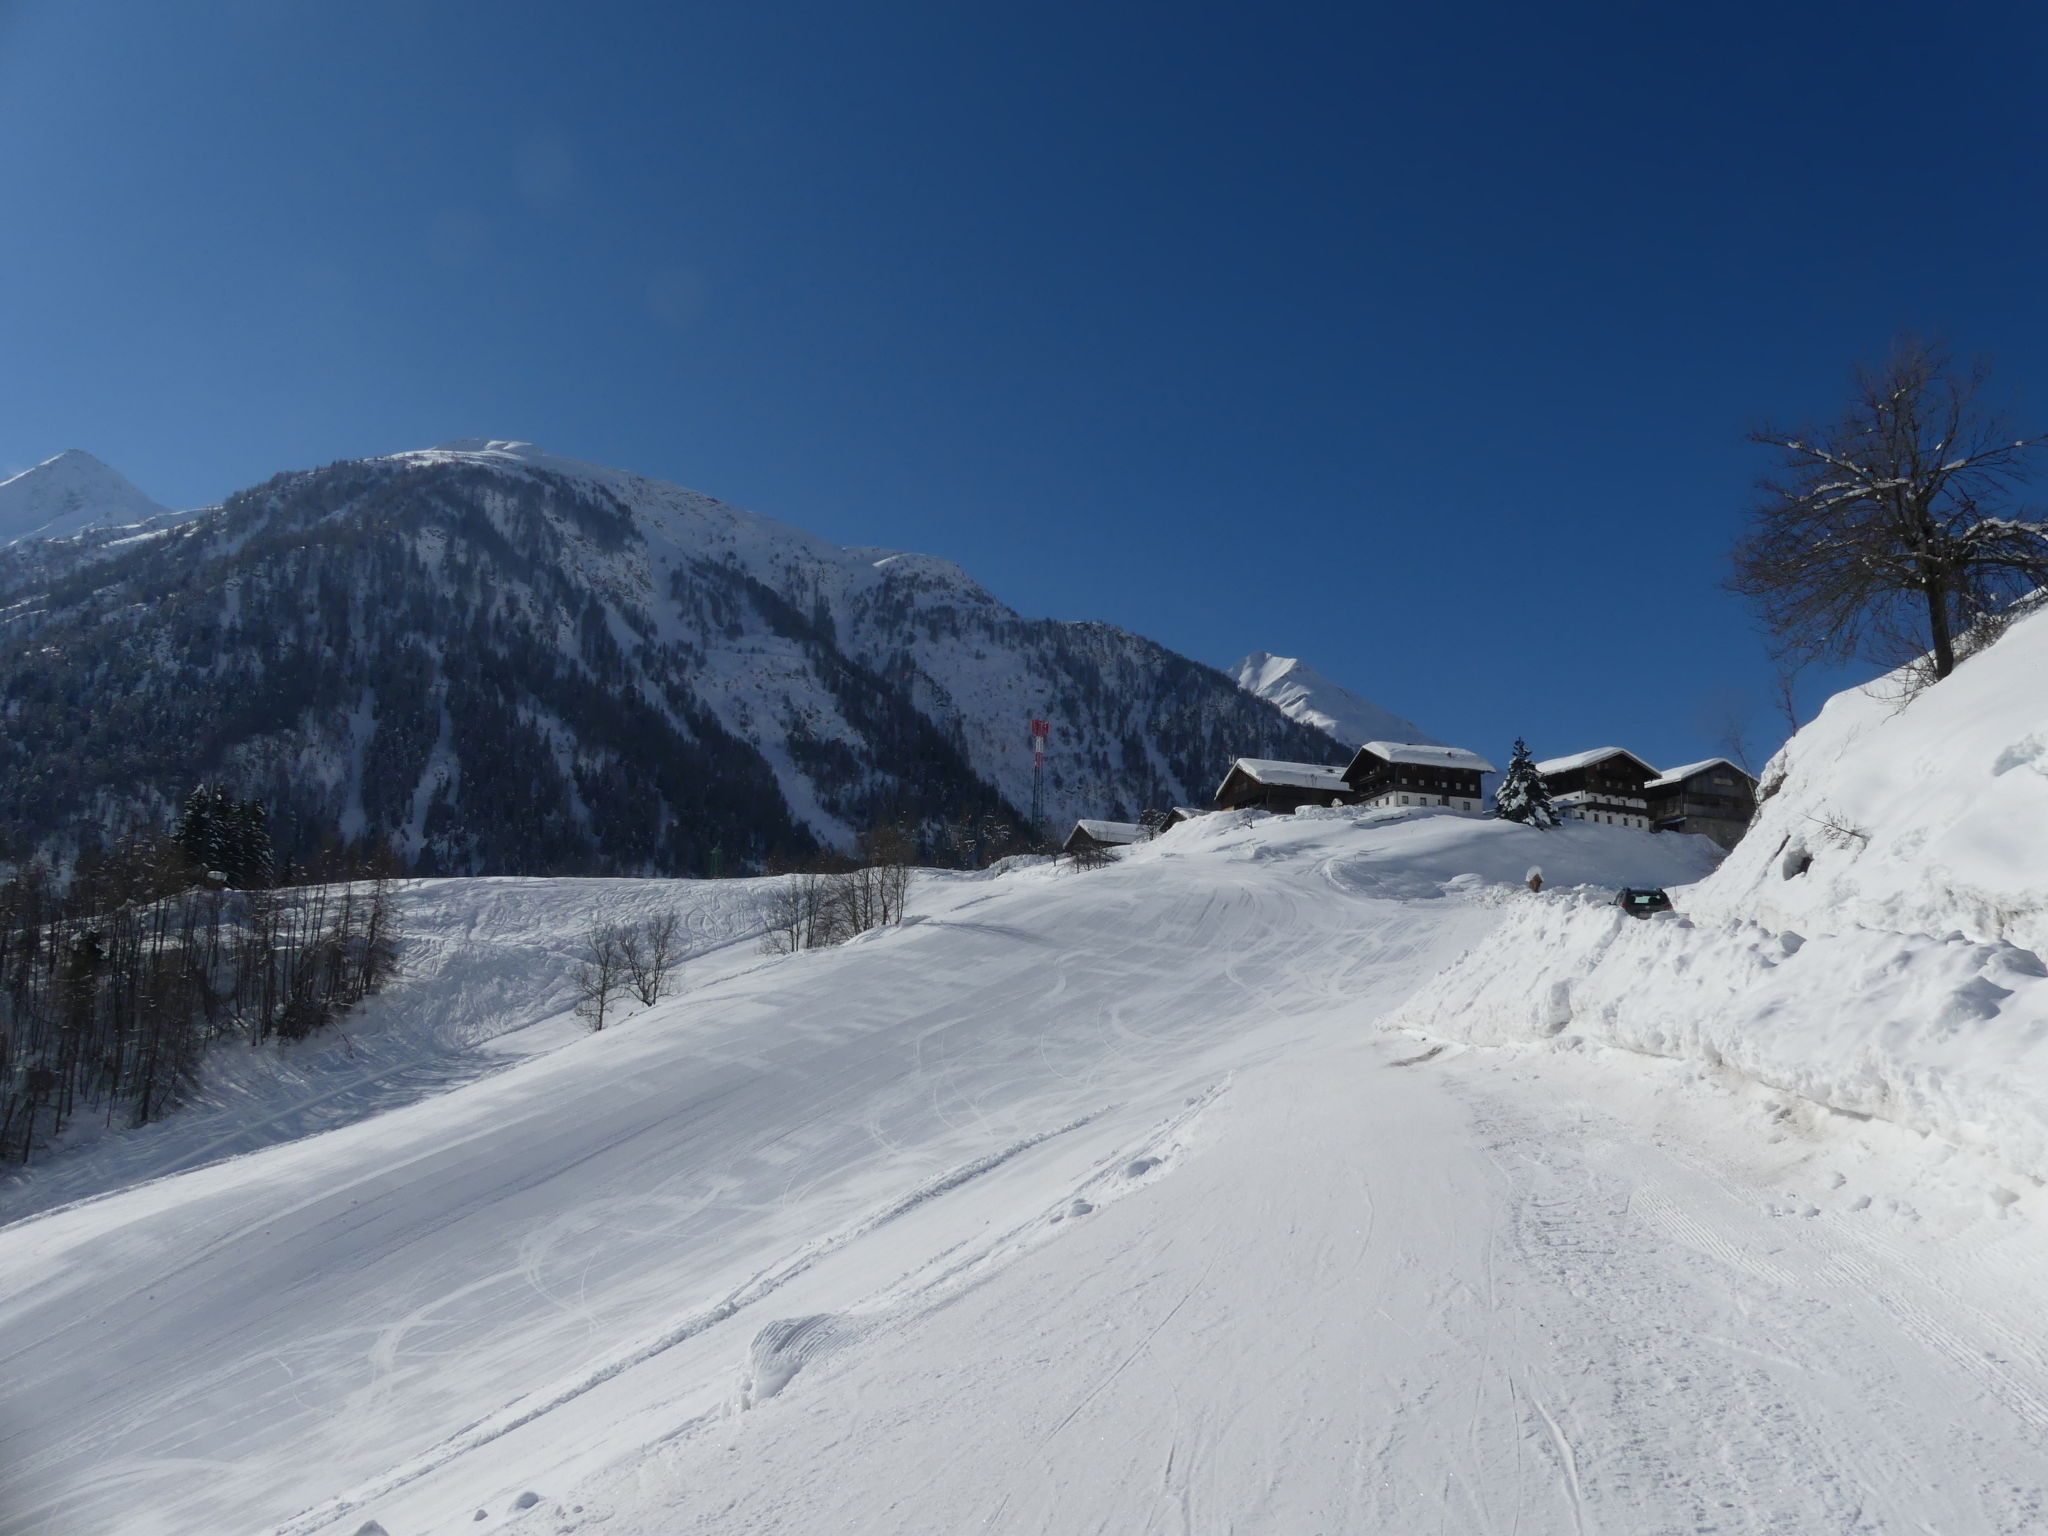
top-left (1396, 606), bottom-right (2048, 1179)
top-left (1688, 603), bottom-right (2048, 953)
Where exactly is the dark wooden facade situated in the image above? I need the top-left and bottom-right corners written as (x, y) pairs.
top-left (1060, 819), bottom-right (1145, 855)
top-left (1341, 744), bottom-right (1490, 813)
top-left (1536, 748), bottom-right (1658, 829)
top-left (1211, 760), bottom-right (1355, 815)
top-left (1644, 760), bottom-right (1757, 849)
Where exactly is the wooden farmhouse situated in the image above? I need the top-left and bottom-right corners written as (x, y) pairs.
top-left (1212, 758), bottom-right (1355, 814)
top-left (1162, 806), bottom-right (1208, 832)
top-left (1342, 741), bottom-right (1494, 813)
top-left (1535, 747), bottom-right (1658, 830)
top-left (1060, 819), bottom-right (1146, 856)
top-left (1644, 758), bottom-right (1757, 849)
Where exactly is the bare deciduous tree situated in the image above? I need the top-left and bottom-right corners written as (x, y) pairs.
top-left (759, 827), bottom-right (916, 956)
top-left (1060, 841), bottom-right (1116, 874)
top-left (575, 917), bottom-right (628, 1030)
top-left (618, 910), bottom-right (683, 1006)
top-left (759, 870), bottom-right (843, 955)
top-left (1696, 687), bottom-right (1756, 777)
top-left (1730, 338), bottom-right (2048, 686)
top-left (845, 823), bottom-right (912, 932)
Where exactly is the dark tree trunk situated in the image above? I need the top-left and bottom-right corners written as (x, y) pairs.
top-left (1923, 578), bottom-right (1956, 679)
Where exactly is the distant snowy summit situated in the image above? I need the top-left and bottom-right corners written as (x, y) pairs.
top-left (1234, 651), bottom-right (1440, 749)
top-left (0, 449), bottom-right (178, 546)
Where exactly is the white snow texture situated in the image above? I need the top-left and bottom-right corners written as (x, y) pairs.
top-left (1398, 601), bottom-right (2048, 1178)
top-left (1234, 649), bottom-right (1440, 747)
top-left (8, 553), bottom-right (2048, 1534)
top-left (0, 449), bottom-right (173, 545)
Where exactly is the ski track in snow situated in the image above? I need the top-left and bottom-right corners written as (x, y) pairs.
top-left (1, 812), bottom-right (2045, 1535)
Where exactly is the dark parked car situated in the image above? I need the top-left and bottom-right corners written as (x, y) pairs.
top-left (1615, 887), bottom-right (1673, 918)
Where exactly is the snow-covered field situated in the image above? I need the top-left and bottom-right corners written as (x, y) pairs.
top-left (6, 787), bottom-right (2048, 1534)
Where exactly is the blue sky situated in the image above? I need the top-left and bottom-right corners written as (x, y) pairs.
top-left (4, 1), bottom-right (2045, 773)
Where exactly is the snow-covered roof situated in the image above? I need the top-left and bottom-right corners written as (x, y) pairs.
top-left (1353, 741), bottom-right (1497, 774)
top-left (1534, 746), bottom-right (1655, 777)
top-left (1644, 757), bottom-right (1753, 791)
top-left (1071, 819), bottom-right (1145, 845)
top-left (1221, 759), bottom-right (1352, 792)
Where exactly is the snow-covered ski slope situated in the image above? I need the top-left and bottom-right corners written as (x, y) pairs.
top-left (0, 877), bottom-right (781, 1224)
top-left (8, 808), bottom-right (2048, 1535)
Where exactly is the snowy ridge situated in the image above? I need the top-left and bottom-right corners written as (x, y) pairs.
top-left (1234, 650), bottom-right (1440, 747)
top-left (0, 449), bottom-right (174, 545)
top-left (1397, 604), bottom-right (2048, 1181)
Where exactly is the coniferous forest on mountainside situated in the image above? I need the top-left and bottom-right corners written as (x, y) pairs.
top-left (0, 449), bottom-right (1336, 880)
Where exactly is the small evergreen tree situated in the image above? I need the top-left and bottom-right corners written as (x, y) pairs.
top-left (224, 799), bottom-right (275, 889)
top-left (1494, 739), bottom-right (1559, 828)
top-left (176, 785), bottom-right (232, 878)
top-left (176, 786), bottom-right (275, 887)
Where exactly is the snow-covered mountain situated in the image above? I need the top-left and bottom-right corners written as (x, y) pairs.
top-left (0, 439), bottom-right (1338, 874)
top-left (1235, 650), bottom-right (1440, 748)
top-left (0, 448), bottom-right (174, 545)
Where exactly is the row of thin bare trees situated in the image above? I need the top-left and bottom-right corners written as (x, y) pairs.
top-left (565, 827), bottom-right (927, 1032)
top-left (0, 836), bottom-right (400, 1162)
top-left (573, 910), bottom-right (686, 1031)
top-left (758, 825), bottom-right (915, 958)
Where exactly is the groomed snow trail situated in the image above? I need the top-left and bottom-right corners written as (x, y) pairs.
top-left (1, 811), bottom-right (2042, 1534)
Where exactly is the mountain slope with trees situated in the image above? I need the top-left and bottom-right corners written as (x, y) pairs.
top-left (0, 440), bottom-right (1335, 875)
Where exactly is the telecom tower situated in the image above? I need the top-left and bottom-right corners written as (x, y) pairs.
top-left (1029, 717), bottom-right (1051, 841)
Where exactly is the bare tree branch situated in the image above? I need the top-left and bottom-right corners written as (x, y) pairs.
top-left (1730, 337), bottom-right (2048, 685)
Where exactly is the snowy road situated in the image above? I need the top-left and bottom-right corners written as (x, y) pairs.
top-left (3, 811), bottom-right (2044, 1534)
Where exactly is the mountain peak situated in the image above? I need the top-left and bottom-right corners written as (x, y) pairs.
top-left (1235, 652), bottom-right (1441, 749)
top-left (0, 450), bottom-right (174, 546)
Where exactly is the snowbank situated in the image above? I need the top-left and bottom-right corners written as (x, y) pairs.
top-left (1395, 892), bottom-right (2048, 1177)
top-left (1141, 803), bottom-right (1723, 900)
top-left (1397, 606), bottom-right (2048, 1179)
top-left (1691, 604), bottom-right (2048, 953)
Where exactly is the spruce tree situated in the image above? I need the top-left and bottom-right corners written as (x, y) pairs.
top-left (176, 785), bottom-right (230, 879)
top-left (225, 799), bottom-right (275, 889)
top-left (175, 786), bottom-right (274, 886)
top-left (1494, 739), bottom-right (1559, 828)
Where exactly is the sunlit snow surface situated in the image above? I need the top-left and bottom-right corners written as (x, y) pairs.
top-left (1401, 603), bottom-right (2048, 1181)
top-left (1234, 650), bottom-right (1441, 748)
top-left (5, 808), bottom-right (2048, 1534)
top-left (0, 450), bottom-right (173, 545)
